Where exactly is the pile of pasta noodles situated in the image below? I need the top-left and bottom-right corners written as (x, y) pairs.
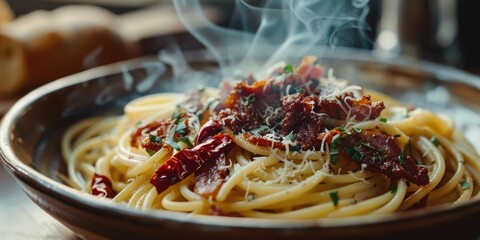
top-left (62, 56), bottom-right (480, 219)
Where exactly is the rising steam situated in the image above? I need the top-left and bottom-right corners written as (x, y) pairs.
top-left (174, 0), bottom-right (371, 78)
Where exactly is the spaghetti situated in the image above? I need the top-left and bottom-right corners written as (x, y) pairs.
top-left (61, 56), bottom-right (480, 218)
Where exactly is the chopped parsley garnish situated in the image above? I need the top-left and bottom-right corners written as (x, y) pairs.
top-left (352, 128), bottom-right (362, 133)
top-left (430, 137), bottom-right (440, 147)
top-left (251, 125), bottom-right (270, 135)
top-left (294, 87), bottom-right (304, 94)
top-left (179, 136), bottom-right (194, 148)
top-left (329, 191), bottom-right (339, 206)
top-left (330, 137), bottom-right (340, 165)
top-left (171, 112), bottom-right (182, 122)
top-left (175, 121), bottom-right (187, 134)
top-left (285, 132), bottom-right (295, 141)
top-left (146, 149), bottom-right (156, 156)
top-left (352, 146), bottom-right (363, 161)
top-left (361, 142), bottom-right (377, 150)
top-left (380, 118), bottom-right (388, 123)
top-left (345, 145), bottom-right (363, 162)
top-left (330, 153), bottom-right (339, 165)
top-left (166, 127), bottom-right (181, 151)
top-left (337, 126), bottom-right (345, 132)
top-left (332, 137), bottom-right (340, 148)
top-left (460, 180), bottom-right (471, 189)
top-left (398, 152), bottom-right (407, 170)
top-left (390, 184), bottom-right (398, 194)
top-left (149, 134), bottom-right (162, 143)
top-left (243, 94), bottom-right (256, 107)
top-left (289, 145), bottom-right (301, 152)
top-left (284, 64), bottom-right (294, 74)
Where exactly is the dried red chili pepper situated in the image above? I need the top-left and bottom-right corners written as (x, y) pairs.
top-left (150, 133), bottom-right (235, 194)
top-left (91, 173), bottom-right (115, 198)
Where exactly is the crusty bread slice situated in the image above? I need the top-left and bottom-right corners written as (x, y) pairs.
top-left (0, 5), bottom-right (135, 97)
top-left (0, 34), bottom-right (26, 96)
top-left (0, 0), bottom-right (13, 24)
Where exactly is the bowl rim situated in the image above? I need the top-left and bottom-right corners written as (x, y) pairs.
top-left (1, 51), bottom-right (480, 230)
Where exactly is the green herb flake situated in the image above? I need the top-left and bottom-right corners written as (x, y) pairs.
top-left (329, 191), bottom-right (340, 207)
top-left (344, 146), bottom-right (352, 155)
top-left (361, 142), bottom-right (377, 150)
top-left (430, 137), bottom-right (440, 147)
top-left (330, 137), bottom-right (340, 165)
top-left (330, 153), bottom-right (339, 165)
top-left (149, 134), bottom-right (162, 143)
top-left (393, 134), bottom-right (401, 138)
top-left (353, 128), bottom-right (361, 133)
top-left (251, 125), bottom-right (270, 135)
top-left (337, 126), bottom-right (345, 132)
top-left (179, 136), bottom-right (194, 148)
top-left (460, 180), bottom-right (471, 189)
top-left (398, 152), bottom-right (407, 170)
top-left (247, 194), bottom-right (257, 202)
top-left (146, 149), bottom-right (156, 156)
top-left (171, 112), bottom-right (182, 120)
top-left (289, 145), bottom-right (301, 152)
top-left (390, 184), bottom-right (398, 194)
top-left (331, 137), bottom-right (340, 149)
top-left (285, 132), bottom-right (295, 141)
top-left (352, 146), bottom-right (363, 162)
top-left (166, 127), bottom-right (181, 151)
top-left (284, 64), bottom-right (294, 74)
top-left (294, 87), bottom-right (305, 94)
top-left (380, 118), bottom-right (388, 123)
top-left (175, 121), bottom-right (187, 134)
top-left (243, 94), bottom-right (256, 107)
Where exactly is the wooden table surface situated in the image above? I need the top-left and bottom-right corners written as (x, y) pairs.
top-left (0, 164), bottom-right (78, 240)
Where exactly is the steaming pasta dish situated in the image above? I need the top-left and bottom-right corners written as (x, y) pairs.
top-left (62, 56), bottom-right (480, 218)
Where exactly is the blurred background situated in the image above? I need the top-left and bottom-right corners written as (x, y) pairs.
top-left (1, 0), bottom-right (480, 109)
top-left (0, 1), bottom-right (479, 239)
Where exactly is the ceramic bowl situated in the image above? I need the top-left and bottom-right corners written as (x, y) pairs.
top-left (1, 50), bottom-right (480, 239)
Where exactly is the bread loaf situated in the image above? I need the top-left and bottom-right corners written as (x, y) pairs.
top-left (0, 5), bottom-right (137, 96)
top-left (0, 0), bottom-right (13, 23)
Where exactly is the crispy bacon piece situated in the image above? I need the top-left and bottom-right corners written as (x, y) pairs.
top-left (306, 94), bottom-right (384, 121)
top-left (150, 133), bottom-right (235, 194)
top-left (91, 173), bottom-right (115, 198)
top-left (277, 93), bottom-right (385, 150)
top-left (348, 95), bottom-right (385, 121)
top-left (339, 131), bottom-right (429, 186)
top-left (296, 56), bottom-right (324, 82)
top-left (225, 80), bottom-right (282, 129)
top-left (222, 70), bottom-right (324, 132)
top-left (194, 152), bottom-right (230, 198)
top-left (281, 94), bottom-right (325, 149)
